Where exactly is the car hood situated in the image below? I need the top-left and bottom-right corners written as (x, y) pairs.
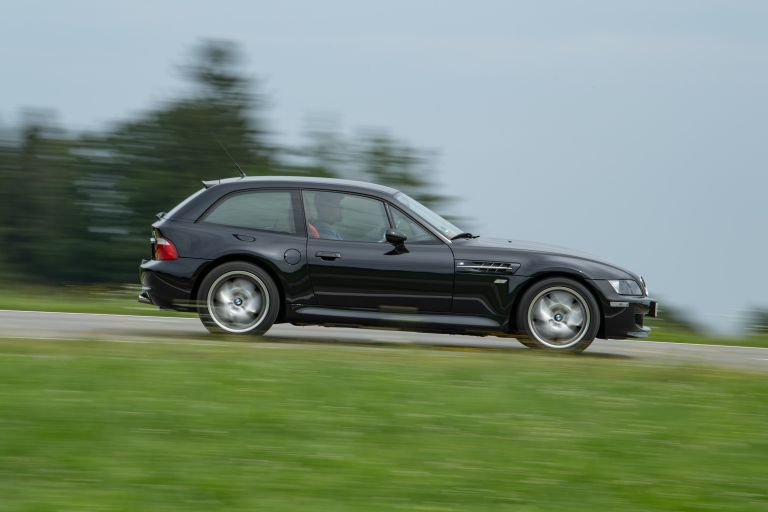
top-left (451, 237), bottom-right (642, 281)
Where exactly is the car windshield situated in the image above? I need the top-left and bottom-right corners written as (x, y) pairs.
top-left (394, 192), bottom-right (464, 239)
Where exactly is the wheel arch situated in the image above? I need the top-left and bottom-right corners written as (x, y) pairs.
top-left (192, 254), bottom-right (288, 323)
top-left (509, 270), bottom-right (606, 338)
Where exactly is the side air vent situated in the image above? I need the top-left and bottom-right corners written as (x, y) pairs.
top-left (456, 260), bottom-right (521, 274)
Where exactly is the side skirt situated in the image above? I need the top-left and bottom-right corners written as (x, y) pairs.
top-left (288, 306), bottom-right (504, 335)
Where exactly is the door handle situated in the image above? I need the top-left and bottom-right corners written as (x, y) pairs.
top-left (315, 251), bottom-right (341, 261)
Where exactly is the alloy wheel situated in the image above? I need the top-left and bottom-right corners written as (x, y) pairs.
top-left (206, 271), bottom-right (270, 333)
top-left (527, 286), bottom-right (590, 348)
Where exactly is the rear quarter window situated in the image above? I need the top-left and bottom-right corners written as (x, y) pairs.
top-left (201, 190), bottom-right (298, 234)
top-left (165, 188), bottom-right (207, 220)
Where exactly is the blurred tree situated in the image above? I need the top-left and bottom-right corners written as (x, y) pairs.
top-left (356, 131), bottom-right (445, 206)
top-left (0, 127), bottom-right (17, 278)
top-left (0, 119), bottom-right (91, 282)
top-left (112, 39), bottom-right (274, 223)
top-left (746, 308), bottom-right (768, 336)
top-left (293, 114), bottom-right (351, 178)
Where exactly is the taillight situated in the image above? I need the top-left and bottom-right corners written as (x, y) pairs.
top-left (154, 237), bottom-right (178, 261)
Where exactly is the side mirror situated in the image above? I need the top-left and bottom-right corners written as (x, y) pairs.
top-left (385, 229), bottom-right (407, 246)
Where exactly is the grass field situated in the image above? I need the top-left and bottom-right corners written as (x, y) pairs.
top-left (641, 319), bottom-right (767, 348)
top-left (0, 284), bottom-right (191, 317)
top-left (0, 338), bottom-right (766, 511)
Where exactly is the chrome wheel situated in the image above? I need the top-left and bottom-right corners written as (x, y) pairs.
top-left (527, 286), bottom-right (590, 348)
top-left (206, 271), bottom-right (270, 333)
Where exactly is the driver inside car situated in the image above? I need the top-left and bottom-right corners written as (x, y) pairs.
top-left (308, 193), bottom-right (344, 240)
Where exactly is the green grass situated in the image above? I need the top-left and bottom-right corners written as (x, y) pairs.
top-left (0, 283), bottom-right (191, 317)
top-left (0, 339), bottom-right (766, 511)
top-left (643, 319), bottom-right (768, 348)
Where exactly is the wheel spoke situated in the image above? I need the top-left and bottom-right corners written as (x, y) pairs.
top-left (244, 292), bottom-right (262, 314)
top-left (215, 304), bottom-right (234, 321)
top-left (550, 291), bottom-right (573, 308)
top-left (539, 322), bottom-right (559, 340)
top-left (534, 298), bottom-right (552, 319)
top-left (233, 278), bottom-right (256, 297)
top-left (556, 323), bottom-right (571, 339)
top-left (567, 307), bottom-right (584, 328)
top-left (230, 307), bottom-right (252, 324)
top-left (217, 286), bottom-right (234, 304)
top-left (561, 322), bottom-right (579, 336)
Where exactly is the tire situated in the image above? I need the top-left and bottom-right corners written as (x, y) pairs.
top-left (516, 277), bottom-right (600, 353)
top-left (197, 262), bottom-right (280, 336)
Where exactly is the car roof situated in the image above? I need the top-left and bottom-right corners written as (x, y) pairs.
top-left (203, 176), bottom-right (401, 198)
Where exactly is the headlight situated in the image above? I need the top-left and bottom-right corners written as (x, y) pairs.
top-left (608, 279), bottom-right (643, 296)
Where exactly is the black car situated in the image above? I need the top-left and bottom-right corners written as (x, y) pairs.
top-left (139, 176), bottom-right (656, 352)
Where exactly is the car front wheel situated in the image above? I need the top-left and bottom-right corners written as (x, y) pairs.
top-left (516, 277), bottom-right (600, 353)
top-left (198, 262), bottom-right (280, 336)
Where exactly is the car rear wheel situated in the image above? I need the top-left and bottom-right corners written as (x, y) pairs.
top-left (198, 262), bottom-right (280, 336)
top-left (516, 277), bottom-right (600, 353)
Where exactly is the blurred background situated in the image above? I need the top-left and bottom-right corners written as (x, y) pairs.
top-left (1, 0), bottom-right (767, 337)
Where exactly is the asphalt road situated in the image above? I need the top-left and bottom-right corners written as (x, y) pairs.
top-left (1, 310), bottom-right (767, 371)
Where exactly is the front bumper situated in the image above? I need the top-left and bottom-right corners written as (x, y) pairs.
top-left (592, 280), bottom-right (658, 339)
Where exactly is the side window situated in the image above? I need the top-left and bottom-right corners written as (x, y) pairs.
top-left (390, 207), bottom-right (438, 243)
top-left (304, 191), bottom-right (389, 242)
top-left (202, 190), bottom-right (297, 234)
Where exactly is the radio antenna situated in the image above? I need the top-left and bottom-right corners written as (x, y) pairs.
top-left (213, 135), bottom-right (247, 178)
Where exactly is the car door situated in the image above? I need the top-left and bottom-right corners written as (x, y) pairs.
top-left (303, 190), bottom-right (455, 312)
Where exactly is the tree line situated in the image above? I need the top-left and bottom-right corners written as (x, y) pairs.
top-left (0, 41), bottom-right (449, 284)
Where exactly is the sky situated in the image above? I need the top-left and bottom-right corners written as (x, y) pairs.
top-left (3, 0), bottom-right (767, 332)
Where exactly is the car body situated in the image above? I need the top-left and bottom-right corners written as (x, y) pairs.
top-left (139, 176), bottom-right (657, 352)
